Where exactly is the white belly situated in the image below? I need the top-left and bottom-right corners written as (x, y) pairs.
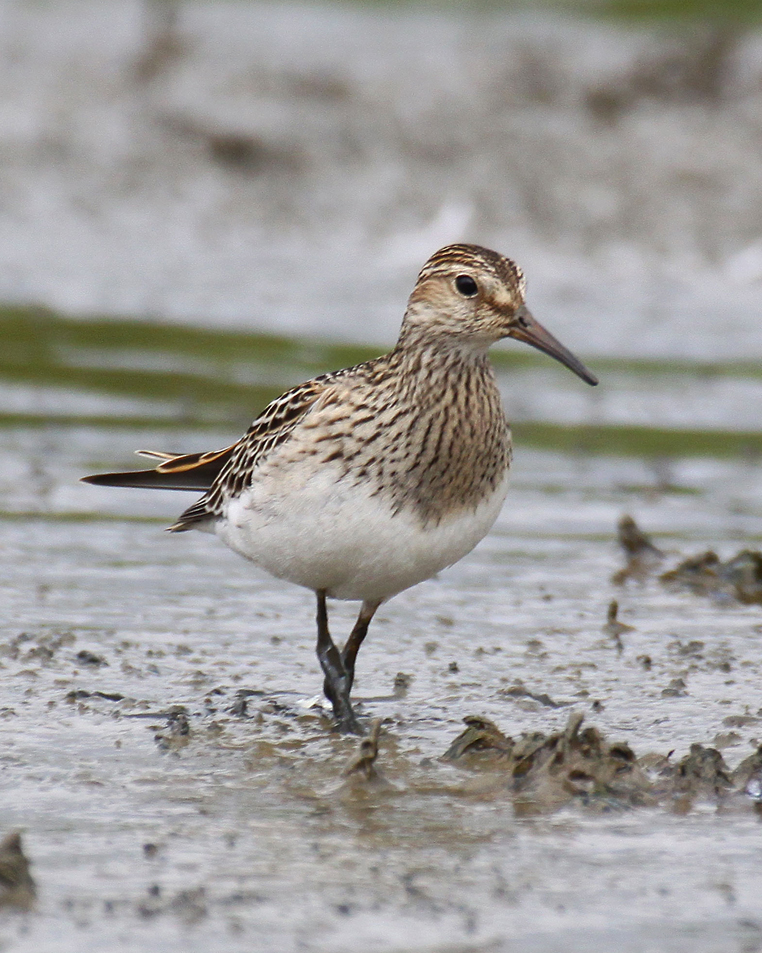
top-left (215, 463), bottom-right (509, 602)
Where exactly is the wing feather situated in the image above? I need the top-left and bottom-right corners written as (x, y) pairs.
top-left (83, 368), bottom-right (351, 531)
top-left (171, 375), bottom-right (338, 530)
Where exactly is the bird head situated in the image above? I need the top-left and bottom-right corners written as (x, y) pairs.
top-left (401, 243), bottom-right (597, 386)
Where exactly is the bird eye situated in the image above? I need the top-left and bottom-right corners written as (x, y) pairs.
top-left (455, 274), bottom-right (478, 297)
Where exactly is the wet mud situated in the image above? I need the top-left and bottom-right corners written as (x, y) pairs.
top-left (2, 426), bottom-right (762, 952)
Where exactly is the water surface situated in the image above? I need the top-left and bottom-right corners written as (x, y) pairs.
top-left (2, 416), bottom-right (762, 952)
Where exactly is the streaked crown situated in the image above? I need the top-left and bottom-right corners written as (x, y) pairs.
top-left (416, 244), bottom-right (526, 298)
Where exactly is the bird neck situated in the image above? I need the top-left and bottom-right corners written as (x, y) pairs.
top-left (393, 322), bottom-right (493, 378)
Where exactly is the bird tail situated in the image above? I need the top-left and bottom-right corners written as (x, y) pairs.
top-left (81, 445), bottom-right (235, 492)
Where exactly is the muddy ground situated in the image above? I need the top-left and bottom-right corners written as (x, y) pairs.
top-left (2, 428), bottom-right (762, 952)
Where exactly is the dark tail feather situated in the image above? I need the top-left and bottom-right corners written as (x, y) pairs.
top-left (82, 444), bottom-right (236, 492)
top-left (81, 468), bottom-right (211, 491)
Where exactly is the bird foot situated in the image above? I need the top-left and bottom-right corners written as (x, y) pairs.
top-left (335, 708), bottom-right (364, 736)
top-left (323, 676), bottom-right (363, 734)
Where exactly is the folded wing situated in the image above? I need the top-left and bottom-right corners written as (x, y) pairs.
top-left (82, 371), bottom-right (346, 531)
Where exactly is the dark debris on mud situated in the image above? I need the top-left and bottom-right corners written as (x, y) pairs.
top-left (343, 719), bottom-right (383, 781)
top-left (0, 831), bottom-right (36, 911)
top-left (137, 884), bottom-right (208, 925)
top-left (661, 549), bottom-right (762, 605)
top-left (444, 712), bottom-right (762, 815)
top-left (612, 514), bottom-right (665, 584)
top-left (613, 514), bottom-right (762, 605)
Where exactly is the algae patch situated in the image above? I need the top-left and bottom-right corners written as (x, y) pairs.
top-left (3, 306), bottom-right (762, 457)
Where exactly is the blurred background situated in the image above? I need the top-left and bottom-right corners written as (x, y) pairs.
top-left (2, 0), bottom-right (762, 457)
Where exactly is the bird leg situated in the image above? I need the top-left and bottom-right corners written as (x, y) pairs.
top-left (319, 599), bottom-right (380, 732)
top-left (315, 590), bottom-right (361, 734)
top-left (338, 599), bottom-right (380, 696)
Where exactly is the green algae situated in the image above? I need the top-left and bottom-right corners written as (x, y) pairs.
top-left (2, 305), bottom-right (762, 458)
top-left (514, 422), bottom-right (762, 458)
top-left (586, 0), bottom-right (762, 24)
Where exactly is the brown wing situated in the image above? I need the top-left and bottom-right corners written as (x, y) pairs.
top-left (82, 367), bottom-right (354, 530)
top-left (168, 376), bottom-right (335, 531)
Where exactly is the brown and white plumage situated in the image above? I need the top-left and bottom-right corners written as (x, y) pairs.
top-left (83, 243), bottom-right (597, 732)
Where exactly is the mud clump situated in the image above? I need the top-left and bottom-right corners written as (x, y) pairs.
top-left (343, 719), bottom-right (383, 781)
top-left (153, 707), bottom-right (191, 752)
top-left (445, 713), bottom-right (762, 814)
top-left (613, 514), bottom-right (762, 605)
top-left (0, 831), bottom-right (36, 911)
top-left (612, 515), bottom-right (665, 584)
top-left (673, 744), bottom-right (732, 798)
top-left (602, 599), bottom-right (635, 649)
top-left (443, 715), bottom-right (516, 763)
top-left (661, 549), bottom-right (762, 605)
top-left (445, 712), bottom-right (652, 812)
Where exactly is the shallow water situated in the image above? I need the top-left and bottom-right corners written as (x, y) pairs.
top-left (2, 420), bottom-right (762, 952)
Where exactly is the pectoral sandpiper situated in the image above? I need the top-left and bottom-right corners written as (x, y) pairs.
top-left (83, 244), bottom-right (597, 733)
